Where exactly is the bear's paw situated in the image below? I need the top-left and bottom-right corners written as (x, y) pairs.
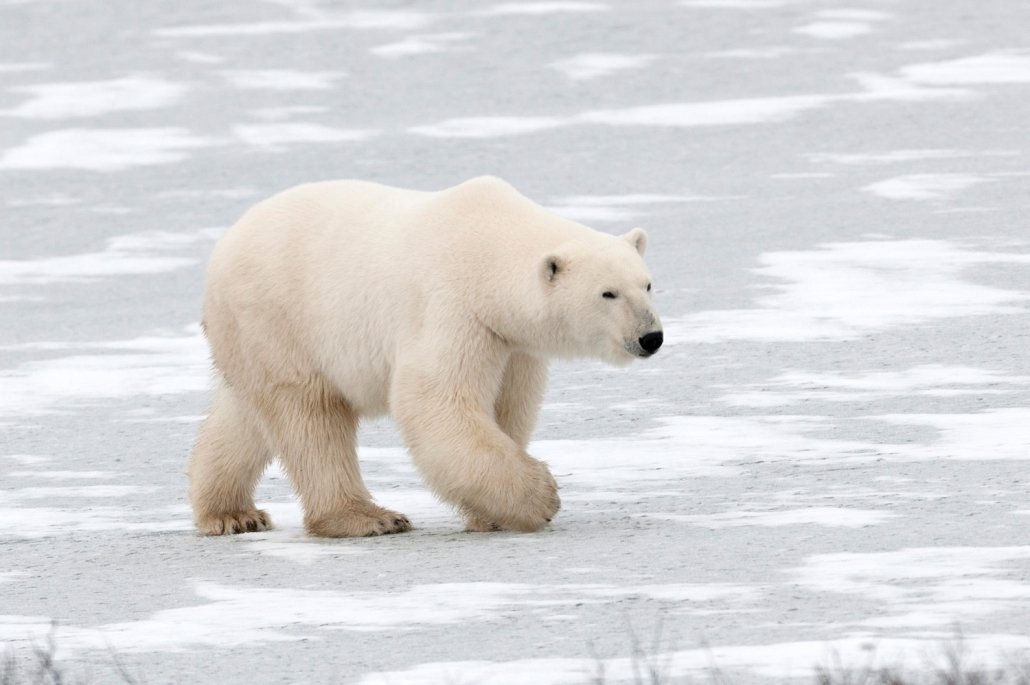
top-left (462, 457), bottom-right (561, 533)
top-left (196, 509), bottom-right (272, 536)
top-left (305, 501), bottom-right (412, 538)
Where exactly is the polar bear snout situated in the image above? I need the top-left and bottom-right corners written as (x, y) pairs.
top-left (638, 330), bottom-right (664, 356)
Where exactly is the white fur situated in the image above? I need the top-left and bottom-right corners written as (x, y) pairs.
top-left (188, 176), bottom-right (662, 537)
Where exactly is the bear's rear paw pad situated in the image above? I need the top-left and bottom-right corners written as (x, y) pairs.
top-left (306, 502), bottom-right (412, 538)
top-left (196, 509), bottom-right (272, 536)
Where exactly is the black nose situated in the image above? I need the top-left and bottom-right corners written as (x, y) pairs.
top-left (639, 331), bottom-right (663, 354)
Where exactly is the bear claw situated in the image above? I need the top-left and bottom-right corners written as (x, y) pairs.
top-left (196, 509), bottom-right (272, 536)
top-left (306, 502), bottom-right (412, 538)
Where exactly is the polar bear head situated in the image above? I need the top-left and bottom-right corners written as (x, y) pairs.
top-left (538, 227), bottom-right (663, 366)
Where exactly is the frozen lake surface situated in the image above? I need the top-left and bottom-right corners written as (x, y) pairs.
top-left (2, 0), bottom-right (1029, 683)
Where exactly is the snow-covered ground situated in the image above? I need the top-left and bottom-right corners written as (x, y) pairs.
top-left (2, 1), bottom-right (1029, 683)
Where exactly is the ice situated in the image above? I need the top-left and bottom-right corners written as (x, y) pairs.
top-left (232, 123), bottom-right (377, 151)
top-left (153, 11), bottom-right (430, 38)
top-left (4, 1), bottom-right (1030, 682)
top-left (474, 3), bottom-right (609, 16)
top-left (650, 507), bottom-right (897, 529)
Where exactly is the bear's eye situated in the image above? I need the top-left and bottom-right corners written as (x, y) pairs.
top-left (602, 291), bottom-right (617, 299)
top-left (646, 282), bottom-right (652, 292)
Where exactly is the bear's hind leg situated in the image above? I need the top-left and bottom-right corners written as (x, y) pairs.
top-left (189, 379), bottom-right (274, 535)
top-left (256, 381), bottom-right (412, 538)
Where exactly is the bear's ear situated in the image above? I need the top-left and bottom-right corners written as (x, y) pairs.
top-left (541, 254), bottom-right (566, 284)
top-left (621, 227), bottom-right (648, 256)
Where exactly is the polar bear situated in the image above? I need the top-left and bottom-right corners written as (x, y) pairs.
top-left (188, 176), bottom-right (663, 537)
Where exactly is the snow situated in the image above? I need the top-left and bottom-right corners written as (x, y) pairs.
top-left (862, 173), bottom-right (995, 200)
top-left (808, 149), bottom-right (1013, 165)
top-left (549, 53), bottom-right (657, 81)
top-left (0, 229), bottom-right (217, 285)
top-left (7, 470), bottom-right (117, 479)
top-left (0, 328), bottom-right (210, 415)
top-left (665, 239), bottom-right (1030, 342)
top-left (0, 128), bottom-right (216, 171)
top-left (547, 193), bottom-right (730, 222)
top-left (370, 33), bottom-right (473, 58)
top-left (900, 51), bottom-right (1030, 85)
top-left (1, 485), bottom-right (160, 501)
top-left (719, 365), bottom-right (1030, 407)
top-left (0, 507), bottom-right (191, 539)
top-left (409, 70), bottom-right (974, 137)
top-left (409, 115), bottom-right (565, 137)
top-left (0, 75), bottom-right (187, 119)
top-left (3, 0), bottom-right (1030, 682)
top-left (359, 635), bottom-right (1030, 685)
top-left (793, 22), bottom-right (873, 40)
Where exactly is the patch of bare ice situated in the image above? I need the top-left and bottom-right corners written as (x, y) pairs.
top-left (153, 11), bottom-right (430, 38)
top-left (219, 69), bottom-right (343, 90)
top-left (232, 123), bottom-right (376, 151)
top-left (649, 507), bottom-right (896, 529)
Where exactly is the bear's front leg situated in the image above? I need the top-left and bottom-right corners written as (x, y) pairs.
top-left (463, 351), bottom-right (552, 532)
top-left (392, 350), bottom-right (560, 533)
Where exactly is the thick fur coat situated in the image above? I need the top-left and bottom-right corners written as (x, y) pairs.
top-left (189, 176), bottom-right (663, 537)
